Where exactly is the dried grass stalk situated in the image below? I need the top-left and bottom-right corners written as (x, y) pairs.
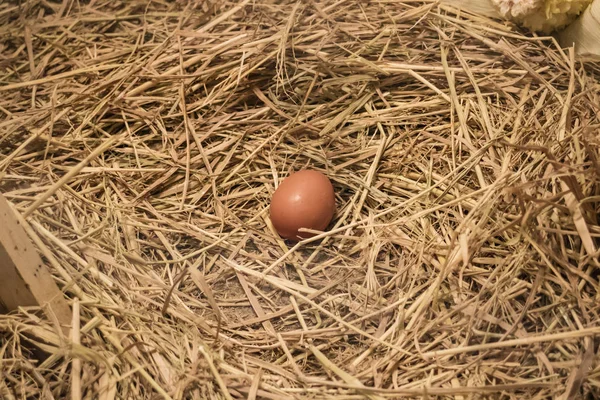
top-left (1, 1), bottom-right (600, 399)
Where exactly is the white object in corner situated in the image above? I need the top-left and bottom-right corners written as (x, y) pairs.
top-left (558, 0), bottom-right (600, 57)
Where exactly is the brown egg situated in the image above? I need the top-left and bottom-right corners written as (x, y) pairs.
top-left (269, 169), bottom-right (336, 241)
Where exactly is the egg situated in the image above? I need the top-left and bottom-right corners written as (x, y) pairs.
top-left (269, 169), bottom-right (336, 241)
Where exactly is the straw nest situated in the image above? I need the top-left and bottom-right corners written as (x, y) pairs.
top-left (1, 1), bottom-right (599, 399)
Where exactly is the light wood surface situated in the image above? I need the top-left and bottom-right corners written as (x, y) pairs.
top-left (0, 193), bottom-right (70, 330)
top-left (558, 0), bottom-right (600, 58)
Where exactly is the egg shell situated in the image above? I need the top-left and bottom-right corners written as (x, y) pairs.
top-left (269, 169), bottom-right (336, 240)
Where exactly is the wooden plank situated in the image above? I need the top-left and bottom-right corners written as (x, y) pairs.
top-left (0, 193), bottom-right (71, 330)
top-left (558, 0), bottom-right (600, 58)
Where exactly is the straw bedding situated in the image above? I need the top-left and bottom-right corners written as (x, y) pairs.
top-left (1, 1), bottom-right (599, 399)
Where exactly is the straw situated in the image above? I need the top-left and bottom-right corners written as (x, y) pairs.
top-left (1, 0), bottom-right (599, 399)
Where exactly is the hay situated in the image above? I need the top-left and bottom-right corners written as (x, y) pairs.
top-left (1, 0), bottom-right (599, 399)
